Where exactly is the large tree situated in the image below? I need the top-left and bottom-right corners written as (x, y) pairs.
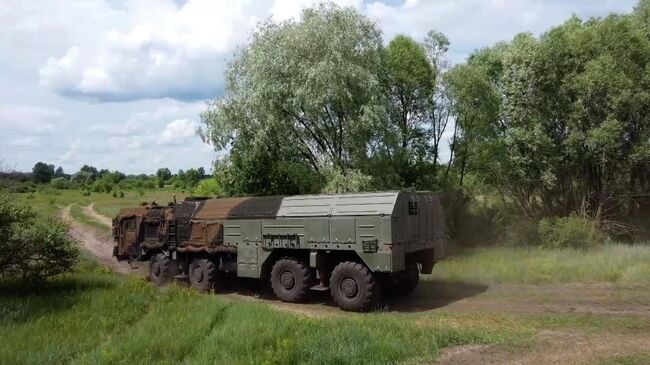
top-left (380, 34), bottom-right (435, 188)
top-left (451, 12), bottom-right (650, 222)
top-left (32, 162), bottom-right (54, 183)
top-left (201, 4), bottom-right (385, 190)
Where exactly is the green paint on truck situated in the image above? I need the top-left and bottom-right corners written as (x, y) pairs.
top-left (112, 191), bottom-right (446, 311)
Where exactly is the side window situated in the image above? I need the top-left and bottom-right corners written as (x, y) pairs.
top-left (145, 222), bottom-right (159, 239)
top-left (408, 201), bottom-right (419, 216)
top-left (125, 219), bottom-right (136, 231)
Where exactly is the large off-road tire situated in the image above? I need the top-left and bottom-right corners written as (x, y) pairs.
top-left (149, 253), bottom-right (171, 286)
top-left (330, 261), bottom-right (380, 312)
top-left (270, 258), bottom-right (313, 302)
top-left (189, 257), bottom-right (218, 293)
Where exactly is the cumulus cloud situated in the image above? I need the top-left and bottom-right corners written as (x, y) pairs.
top-left (37, 0), bottom-right (371, 102)
top-left (159, 118), bottom-right (199, 145)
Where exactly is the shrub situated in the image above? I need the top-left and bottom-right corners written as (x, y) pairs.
top-left (193, 178), bottom-right (223, 196)
top-left (538, 214), bottom-right (604, 249)
top-left (0, 192), bottom-right (78, 280)
top-left (50, 177), bottom-right (70, 190)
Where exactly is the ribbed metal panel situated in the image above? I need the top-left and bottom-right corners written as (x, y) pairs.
top-left (276, 192), bottom-right (399, 217)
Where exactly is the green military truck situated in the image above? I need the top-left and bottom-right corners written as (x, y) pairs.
top-left (113, 192), bottom-right (445, 311)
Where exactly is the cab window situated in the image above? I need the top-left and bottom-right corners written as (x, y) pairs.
top-left (125, 219), bottom-right (136, 231)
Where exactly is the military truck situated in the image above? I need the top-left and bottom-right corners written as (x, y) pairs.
top-left (112, 192), bottom-right (445, 311)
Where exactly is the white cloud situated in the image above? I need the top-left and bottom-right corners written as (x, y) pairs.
top-left (0, 105), bottom-right (61, 133)
top-left (37, 0), bottom-right (374, 102)
top-left (38, 0), bottom-right (264, 102)
top-left (159, 118), bottom-right (199, 145)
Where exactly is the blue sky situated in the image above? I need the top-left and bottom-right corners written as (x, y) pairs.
top-left (0, 0), bottom-right (638, 174)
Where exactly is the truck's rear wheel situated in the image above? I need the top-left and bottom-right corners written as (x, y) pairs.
top-left (149, 253), bottom-right (171, 286)
top-left (330, 261), bottom-right (380, 312)
top-left (271, 258), bottom-right (313, 302)
top-left (189, 257), bottom-right (217, 293)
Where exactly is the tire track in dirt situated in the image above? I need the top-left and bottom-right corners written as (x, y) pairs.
top-left (438, 330), bottom-right (650, 365)
top-left (61, 205), bottom-right (132, 274)
top-left (83, 202), bottom-right (113, 227)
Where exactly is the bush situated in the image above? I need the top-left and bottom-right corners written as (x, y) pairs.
top-left (538, 214), bottom-right (604, 249)
top-left (0, 192), bottom-right (79, 280)
top-left (50, 177), bottom-right (70, 190)
top-left (192, 178), bottom-right (223, 196)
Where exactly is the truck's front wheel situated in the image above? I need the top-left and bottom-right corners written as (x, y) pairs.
top-left (330, 261), bottom-right (380, 312)
top-left (189, 257), bottom-right (217, 293)
top-left (149, 253), bottom-right (171, 286)
top-left (271, 258), bottom-right (313, 302)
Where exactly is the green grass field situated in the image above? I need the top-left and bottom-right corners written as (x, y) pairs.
top-left (3, 188), bottom-right (650, 364)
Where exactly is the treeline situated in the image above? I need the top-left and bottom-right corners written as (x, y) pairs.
top-left (1, 163), bottom-right (213, 195)
top-left (201, 2), bottom-right (649, 243)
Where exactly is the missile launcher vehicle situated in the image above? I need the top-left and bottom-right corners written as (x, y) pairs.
top-left (113, 191), bottom-right (445, 311)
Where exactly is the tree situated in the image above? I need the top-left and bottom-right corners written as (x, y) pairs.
top-left (79, 165), bottom-right (99, 181)
top-left (381, 34), bottom-right (435, 188)
top-left (0, 191), bottom-right (78, 280)
top-left (450, 12), bottom-right (650, 224)
top-left (32, 162), bottom-right (54, 183)
top-left (54, 166), bottom-right (64, 177)
top-left (423, 30), bottom-right (452, 181)
top-left (201, 3), bottom-right (385, 179)
top-left (156, 168), bottom-right (172, 181)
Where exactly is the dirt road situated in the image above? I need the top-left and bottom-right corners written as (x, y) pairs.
top-left (82, 202), bottom-right (113, 227)
top-left (61, 205), bottom-right (133, 274)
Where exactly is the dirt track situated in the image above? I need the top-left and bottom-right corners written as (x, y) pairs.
top-left (61, 205), bottom-right (133, 274)
top-left (66, 203), bottom-right (650, 364)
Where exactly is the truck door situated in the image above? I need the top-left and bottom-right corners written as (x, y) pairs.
top-left (116, 217), bottom-right (139, 260)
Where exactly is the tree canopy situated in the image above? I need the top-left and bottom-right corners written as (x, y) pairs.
top-left (201, 2), bottom-right (649, 235)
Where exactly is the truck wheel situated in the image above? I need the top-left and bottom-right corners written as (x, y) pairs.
top-left (189, 257), bottom-right (217, 293)
top-left (149, 253), bottom-right (171, 286)
top-left (271, 258), bottom-right (313, 302)
top-left (330, 262), bottom-right (380, 312)
top-left (397, 266), bottom-right (419, 295)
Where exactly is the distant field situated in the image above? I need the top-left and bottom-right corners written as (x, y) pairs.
top-left (18, 188), bottom-right (186, 219)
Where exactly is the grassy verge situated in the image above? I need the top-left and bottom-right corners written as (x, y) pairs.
top-left (428, 244), bottom-right (650, 285)
top-left (0, 263), bottom-right (518, 365)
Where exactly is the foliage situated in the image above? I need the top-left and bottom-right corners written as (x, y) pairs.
top-left (538, 214), bottom-right (604, 249)
top-left (0, 192), bottom-right (78, 280)
top-left (322, 168), bottom-right (374, 194)
top-left (201, 4), bottom-right (456, 194)
top-left (380, 34), bottom-right (435, 188)
top-left (32, 162), bottom-right (54, 183)
top-left (50, 177), bottom-right (70, 190)
top-left (192, 178), bottom-right (223, 197)
top-left (202, 4), bottom-right (387, 190)
top-left (450, 13), bottom-right (650, 223)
